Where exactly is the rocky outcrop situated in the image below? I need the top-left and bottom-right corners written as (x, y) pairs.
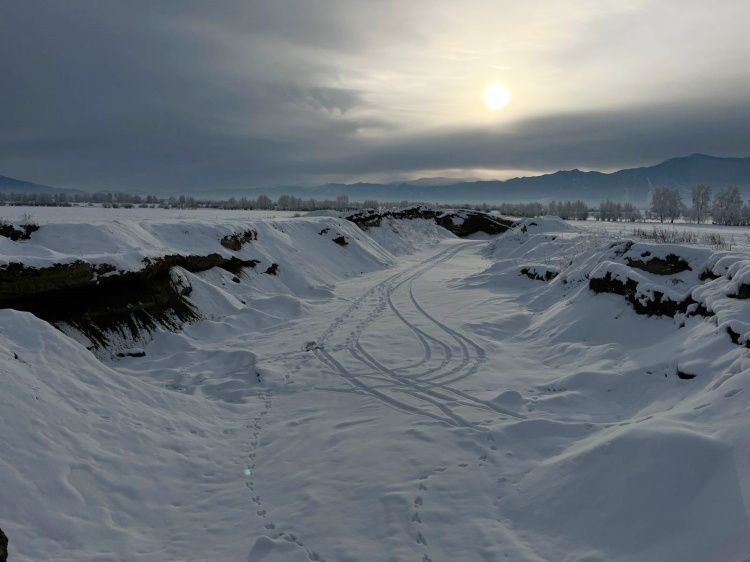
top-left (346, 207), bottom-right (514, 237)
top-left (0, 527), bottom-right (7, 562)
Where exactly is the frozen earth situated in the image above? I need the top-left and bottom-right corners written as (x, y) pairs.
top-left (0, 211), bottom-right (749, 561)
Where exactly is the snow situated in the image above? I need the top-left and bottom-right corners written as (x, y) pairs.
top-left (0, 213), bottom-right (392, 275)
top-left (577, 218), bottom-right (750, 250)
top-left (1, 210), bottom-right (749, 561)
top-left (0, 206), bottom-right (300, 224)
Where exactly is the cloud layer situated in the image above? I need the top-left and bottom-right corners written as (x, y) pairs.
top-left (1, 1), bottom-right (748, 191)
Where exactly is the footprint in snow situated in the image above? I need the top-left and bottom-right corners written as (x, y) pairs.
top-left (244, 389), bottom-right (328, 562)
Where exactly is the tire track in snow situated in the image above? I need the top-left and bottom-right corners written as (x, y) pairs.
top-left (318, 244), bottom-right (480, 425)
top-left (334, 241), bottom-right (524, 424)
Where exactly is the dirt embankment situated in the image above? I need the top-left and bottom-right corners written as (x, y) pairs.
top-left (0, 253), bottom-right (261, 347)
top-left (346, 207), bottom-right (514, 237)
top-left (588, 273), bottom-right (698, 317)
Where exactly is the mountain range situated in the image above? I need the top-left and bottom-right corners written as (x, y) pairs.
top-left (0, 175), bottom-right (83, 195)
top-left (3, 153), bottom-right (750, 204)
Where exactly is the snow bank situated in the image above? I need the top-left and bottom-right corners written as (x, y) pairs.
top-left (3, 209), bottom-right (750, 561)
top-left (0, 215), bottom-right (391, 274)
top-left (0, 216), bottom-right (397, 349)
top-left (361, 217), bottom-right (454, 255)
top-left (503, 425), bottom-right (748, 561)
top-left (0, 310), bottom-right (261, 561)
top-left (475, 218), bottom-right (750, 560)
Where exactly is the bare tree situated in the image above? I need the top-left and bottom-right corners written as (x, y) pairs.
top-left (256, 194), bottom-right (273, 209)
top-left (335, 194), bottom-right (349, 211)
top-left (690, 185), bottom-right (712, 223)
top-left (712, 187), bottom-right (743, 225)
top-left (650, 187), bottom-right (682, 223)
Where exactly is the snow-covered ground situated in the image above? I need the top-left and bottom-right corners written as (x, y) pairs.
top-left (576, 218), bottom-right (750, 250)
top-left (0, 205), bottom-right (301, 224)
top-left (1, 211), bottom-right (749, 561)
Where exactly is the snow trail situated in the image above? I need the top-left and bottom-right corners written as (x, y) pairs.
top-left (312, 240), bottom-right (523, 434)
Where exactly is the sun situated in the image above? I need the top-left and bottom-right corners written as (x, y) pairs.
top-left (482, 81), bottom-right (511, 110)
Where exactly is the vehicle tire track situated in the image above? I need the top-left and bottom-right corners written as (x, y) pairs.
top-left (343, 241), bottom-right (524, 421)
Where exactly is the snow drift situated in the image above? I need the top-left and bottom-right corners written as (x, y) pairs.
top-left (1, 211), bottom-right (749, 562)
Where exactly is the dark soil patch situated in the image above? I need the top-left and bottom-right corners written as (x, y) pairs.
top-left (699, 269), bottom-right (720, 281)
top-left (264, 263), bottom-right (279, 275)
top-left (589, 273), bottom-right (695, 317)
top-left (116, 350), bottom-right (146, 358)
top-left (0, 527), bottom-right (6, 562)
top-left (346, 207), bottom-right (514, 237)
top-left (726, 325), bottom-right (742, 345)
top-left (625, 254), bottom-right (690, 275)
top-left (332, 235), bottom-right (348, 246)
top-left (0, 254), bottom-right (259, 347)
top-left (729, 283), bottom-right (750, 299)
top-left (220, 229), bottom-right (257, 251)
top-left (520, 267), bottom-right (558, 282)
top-left (676, 369), bottom-right (697, 380)
top-left (0, 223), bottom-right (39, 241)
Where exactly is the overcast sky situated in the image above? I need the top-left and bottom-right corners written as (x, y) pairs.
top-left (1, 0), bottom-right (749, 191)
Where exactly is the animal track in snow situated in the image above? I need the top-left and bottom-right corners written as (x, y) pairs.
top-left (244, 388), bottom-right (328, 562)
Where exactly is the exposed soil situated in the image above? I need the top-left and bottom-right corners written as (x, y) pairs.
top-left (0, 223), bottom-right (39, 241)
top-left (729, 283), bottom-right (750, 299)
top-left (220, 229), bottom-right (257, 251)
top-left (625, 254), bottom-right (691, 275)
top-left (346, 207), bottom-right (514, 237)
top-left (0, 254), bottom-right (259, 347)
top-left (589, 273), bottom-right (695, 317)
top-left (699, 269), bottom-right (721, 281)
top-left (726, 325), bottom-right (742, 345)
top-left (116, 350), bottom-right (146, 358)
top-left (520, 267), bottom-right (558, 282)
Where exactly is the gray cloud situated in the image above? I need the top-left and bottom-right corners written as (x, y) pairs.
top-left (0, 1), bottom-right (748, 191)
top-left (321, 100), bottom-right (750, 176)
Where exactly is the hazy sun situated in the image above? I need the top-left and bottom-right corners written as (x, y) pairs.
top-left (482, 81), bottom-right (511, 110)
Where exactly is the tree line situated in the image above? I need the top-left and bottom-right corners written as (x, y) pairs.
top-left (0, 191), bottom-right (362, 211)
top-left (3, 186), bottom-right (750, 225)
top-left (649, 185), bottom-right (750, 225)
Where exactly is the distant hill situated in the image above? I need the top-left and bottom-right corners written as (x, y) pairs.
top-left (0, 174), bottom-right (83, 195)
top-left (229, 153), bottom-right (750, 204)
top-left (3, 153), bottom-right (750, 203)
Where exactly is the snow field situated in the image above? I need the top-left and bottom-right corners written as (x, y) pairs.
top-left (0, 211), bottom-right (749, 561)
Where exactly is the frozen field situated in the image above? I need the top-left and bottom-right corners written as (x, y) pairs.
top-left (0, 205), bottom-right (301, 224)
top-left (1, 210), bottom-right (749, 561)
top-left (576, 218), bottom-right (750, 250)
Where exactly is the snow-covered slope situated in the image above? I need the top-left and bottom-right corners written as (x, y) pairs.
top-left (468, 218), bottom-right (750, 560)
top-left (0, 215), bottom-right (397, 353)
top-left (1, 211), bottom-right (749, 561)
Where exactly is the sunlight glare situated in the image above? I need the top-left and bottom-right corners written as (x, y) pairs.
top-left (482, 81), bottom-right (511, 110)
